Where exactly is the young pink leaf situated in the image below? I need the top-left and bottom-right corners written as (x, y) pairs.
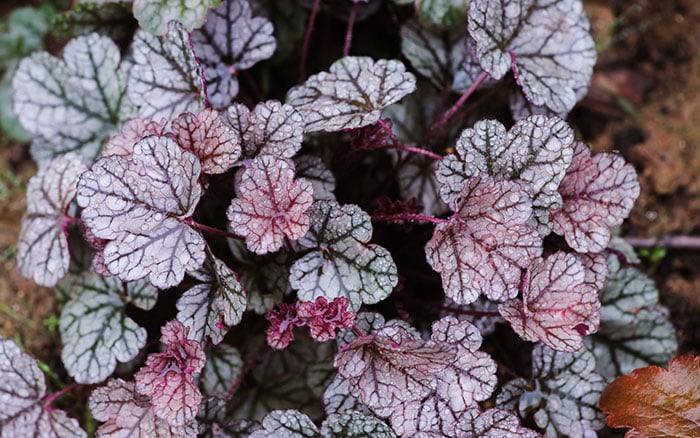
top-left (227, 155), bottom-right (313, 254)
top-left (134, 320), bottom-right (206, 427)
top-left (17, 153), bottom-right (86, 287)
top-left (0, 339), bottom-right (86, 437)
top-left (89, 378), bottom-right (197, 437)
top-left (265, 302), bottom-right (302, 350)
top-left (498, 252), bottom-right (600, 352)
top-left (102, 117), bottom-right (168, 158)
top-left (287, 56), bottom-right (417, 132)
top-left (192, 0), bottom-right (276, 109)
top-left (468, 0), bottom-right (596, 113)
top-left (297, 297), bottom-right (356, 342)
top-left (426, 175), bottom-right (542, 304)
top-left (551, 141), bottom-right (640, 253)
top-left (225, 100), bottom-right (304, 159)
top-left (77, 135), bottom-right (206, 288)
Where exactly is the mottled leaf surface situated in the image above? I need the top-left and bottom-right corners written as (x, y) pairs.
top-left (229, 239), bottom-right (288, 314)
top-left (468, 0), bottom-right (596, 113)
top-left (133, 0), bottom-right (221, 35)
top-left (128, 22), bottom-right (205, 120)
top-left (192, 0), bottom-right (276, 109)
top-left (17, 153), bottom-right (86, 287)
top-left (498, 252), bottom-right (600, 352)
top-left (228, 155), bottom-right (313, 254)
top-left (321, 411), bottom-right (395, 437)
top-left (551, 141), bottom-right (640, 253)
top-left (200, 344), bottom-right (243, 396)
top-left (287, 57), bottom-right (416, 132)
top-left (59, 272), bottom-right (153, 384)
top-left (413, 0), bottom-right (470, 27)
top-left (599, 355), bottom-right (700, 438)
top-left (249, 409), bottom-right (319, 437)
top-left (401, 20), bottom-right (466, 89)
top-left (426, 175), bottom-right (542, 304)
top-left (290, 200), bottom-right (398, 310)
top-left (459, 408), bottom-right (540, 437)
top-left (12, 33), bottom-right (132, 163)
top-left (77, 135), bottom-right (206, 289)
top-left (498, 344), bottom-right (605, 437)
top-left (295, 155), bottom-right (336, 201)
top-left (102, 117), bottom-right (168, 158)
top-left (0, 339), bottom-right (86, 437)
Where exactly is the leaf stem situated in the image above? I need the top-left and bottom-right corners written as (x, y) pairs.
top-left (375, 119), bottom-right (442, 160)
top-left (425, 71), bottom-right (489, 140)
top-left (352, 325), bottom-right (366, 338)
top-left (42, 383), bottom-right (80, 412)
top-left (624, 235), bottom-right (700, 249)
top-left (434, 303), bottom-right (500, 318)
top-left (372, 213), bottom-right (447, 225)
top-left (343, 1), bottom-right (360, 57)
top-left (185, 218), bottom-right (241, 240)
top-left (299, 0), bottom-right (321, 82)
top-left (224, 343), bottom-right (265, 401)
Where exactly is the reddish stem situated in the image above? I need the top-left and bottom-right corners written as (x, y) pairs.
top-left (434, 303), bottom-right (500, 318)
top-left (352, 324), bottom-right (366, 338)
top-left (425, 71), bottom-right (489, 141)
top-left (224, 344), bottom-right (265, 401)
top-left (43, 383), bottom-right (79, 412)
top-left (375, 119), bottom-right (442, 160)
top-left (373, 212), bottom-right (447, 225)
top-left (299, 0), bottom-right (322, 82)
top-left (343, 1), bottom-right (360, 57)
top-left (185, 218), bottom-right (241, 240)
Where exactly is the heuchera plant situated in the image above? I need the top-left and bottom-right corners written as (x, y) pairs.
top-left (1, 0), bottom-right (685, 436)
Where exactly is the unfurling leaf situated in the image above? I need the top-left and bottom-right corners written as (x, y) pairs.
top-left (192, 0), bottom-right (276, 109)
top-left (77, 135), bottom-right (206, 289)
top-left (17, 153), bottom-right (86, 287)
top-left (437, 116), bottom-right (574, 233)
top-left (133, 0), bottom-right (222, 35)
top-left (289, 200), bottom-right (398, 310)
top-left (134, 320), bottom-right (206, 427)
top-left (468, 0), bottom-right (596, 113)
top-left (176, 254), bottom-right (247, 344)
top-left (12, 33), bottom-right (133, 163)
top-left (498, 252), bottom-right (600, 352)
top-left (59, 272), bottom-right (156, 384)
top-left (171, 108), bottom-right (241, 174)
top-left (287, 56), bottom-right (416, 132)
top-left (297, 297), bottom-right (356, 343)
top-left (498, 344), bottom-right (605, 437)
top-left (128, 21), bottom-right (206, 120)
top-left (550, 141), bottom-right (640, 253)
top-left (265, 302), bottom-right (302, 350)
top-left (0, 339), bottom-right (86, 437)
top-left (426, 175), bottom-right (542, 304)
top-left (321, 411), bottom-right (395, 437)
top-left (599, 355), bottom-right (700, 438)
top-left (227, 155), bottom-right (313, 254)
top-left (249, 409), bottom-right (319, 437)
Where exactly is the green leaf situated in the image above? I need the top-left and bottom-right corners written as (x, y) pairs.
top-left (52, 2), bottom-right (137, 44)
top-left (133, 0), bottom-right (222, 35)
top-left (200, 344), bottom-right (243, 397)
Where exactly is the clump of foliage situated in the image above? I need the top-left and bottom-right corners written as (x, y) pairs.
top-left (1, 0), bottom-right (687, 436)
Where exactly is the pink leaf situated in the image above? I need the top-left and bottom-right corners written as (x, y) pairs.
top-left (102, 118), bottom-right (168, 158)
top-left (426, 175), bottom-right (542, 304)
top-left (134, 320), bottom-right (206, 427)
top-left (498, 252), bottom-right (601, 351)
top-left (171, 108), bottom-right (241, 174)
top-left (297, 297), bottom-right (356, 342)
top-left (265, 302), bottom-right (302, 350)
top-left (551, 141), bottom-right (639, 253)
top-left (227, 155), bottom-right (313, 254)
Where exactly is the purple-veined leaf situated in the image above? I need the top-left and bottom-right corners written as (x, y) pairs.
top-left (227, 155), bottom-right (313, 254)
top-left (225, 100), bottom-right (304, 159)
top-left (249, 409), bottom-right (318, 438)
top-left (295, 155), bottom-right (336, 201)
top-left (102, 117), bottom-right (168, 158)
top-left (426, 175), bottom-right (542, 304)
top-left (441, 296), bottom-right (501, 336)
top-left (0, 339), bottom-right (86, 437)
top-left (289, 200), bottom-right (398, 310)
top-left (176, 254), bottom-right (247, 344)
top-left (398, 155), bottom-right (447, 216)
top-left (458, 408), bottom-right (541, 437)
top-left (509, 88), bottom-right (559, 120)
top-left (404, 0), bottom-right (470, 28)
top-left (550, 141), bottom-right (640, 253)
top-left (468, 0), bottom-right (596, 113)
top-left (171, 108), bottom-right (241, 174)
top-left (336, 311), bottom-right (387, 349)
top-left (579, 251), bottom-right (608, 291)
top-left (382, 83), bottom-right (441, 145)
top-left (192, 0), bottom-right (276, 109)
top-left (135, 320), bottom-right (206, 427)
top-left (321, 411), bottom-right (395, 437)
top-left (306, 359), bottom-right (336, 398)
top-left (17, 153), bottom-right (86, 287)
top-left (436, 116), bottom-right (574, 233)
top-left (287, 56), bottom-right (416, 133)
top-left (498, 252), bottom-right (600, 352)
top-left (197, 396), bottom-right (262, 437)
top-left (89, 378), bottom-right (198, 437)
top-left (59, 272), bottom-right (156, 384)
top-left (128, 21), bottom-right (206, 120)
top-left (323, 374), bottom-right (368, 416)
top-left (497, 344), bottom-right (606, 437)
top-left (453, 34), bottom-right (498, 93)
top-left (12, 33), bottom-right (133, 164)
top-left (77, 135), bottom-right (206, 289)
top-left (133, 0), bottom-right (222, 35)
top-left (200, 344), bottom-right (243, 397)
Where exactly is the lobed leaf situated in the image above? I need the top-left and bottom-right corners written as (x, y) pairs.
top-left (227, 155), bottom-right (313, 254)
top-left (321, 411), bottom-right (395, 437)
top-left (599, 355), bottom-right (700, 437)
top-left (287, 56), bottom-right (416, 132)
top-left (295, 155), bottom-right (337, 201)
top-left (52, 2), bottom-right (136, 44)
top-left (323, 374), bottom-right (368, 416)
top-left (200, 344), bottom-right (243, 397)
top-left (133, 0), bottom-right (222, 35)
top-left (289, 200), bottom-right (398, 310)
top-left (229, 238), bottom-right (288, 314)
top-left (249, 409), bottom-right (319, 438)
top-left (77, 135), bottom-right (206, 289)
top-left (550, 141), bottom-right (640, 253)
top-left (0, 339), bottom-right (86, 437)
top-left (12, 33), bottom-right (133, 163)
top-left (426, 175), bottom-right (542, 304)
top-left (128, 21), bottom-right (206, 120)
top-left (412, 0), bottom-right (471, 28)
top-left (17, 153), bottom-right (86, 287)
top-left (498, 252), bottom-right (600, 352)
top-left (459, 408), bottom-right (540, 437)
top-left (102, 117), bottom-right (168, 158)
top-left (468, 0), bottom-right (597, 113)
top-left (192, 0), bottom-right (276, 109)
